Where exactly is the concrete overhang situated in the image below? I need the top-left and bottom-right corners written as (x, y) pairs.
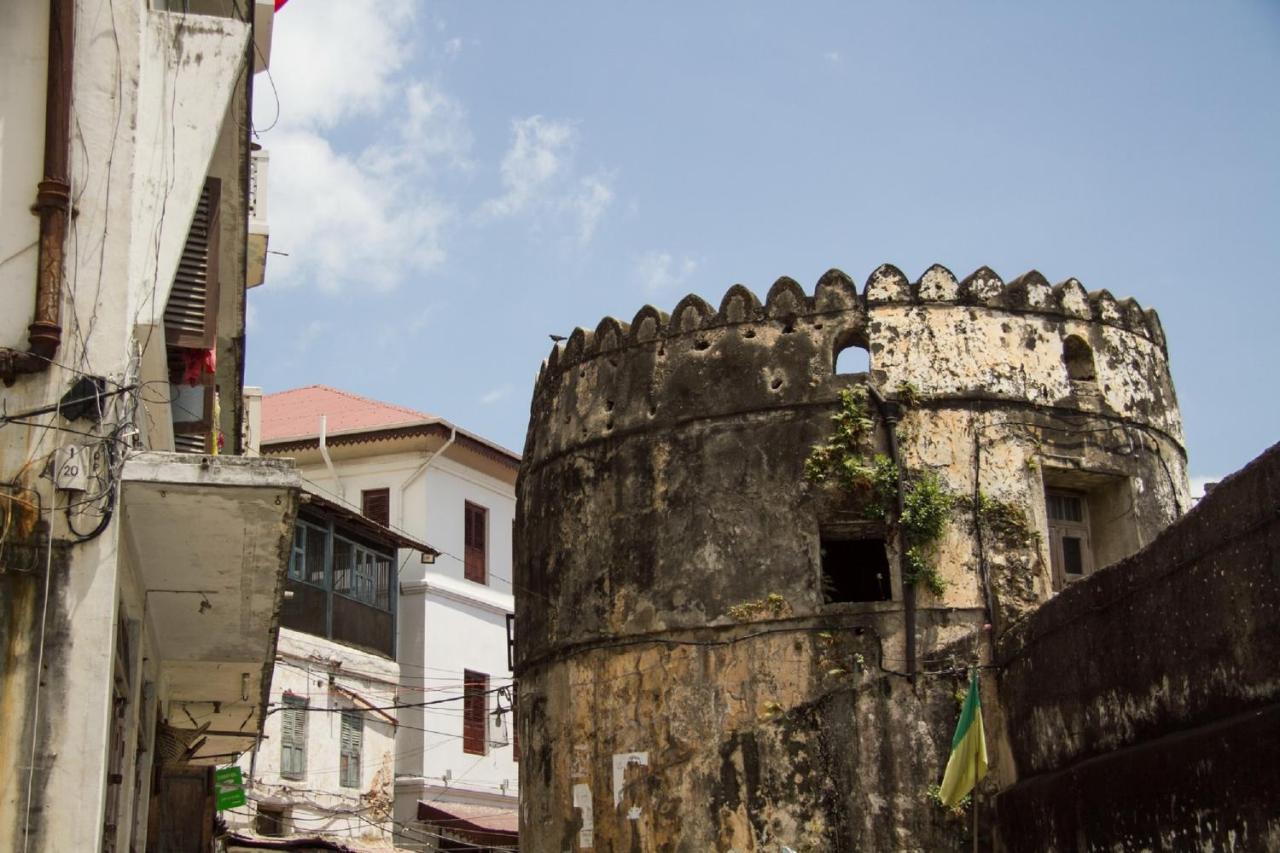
top-left (120, 452), bottom-right (300, 762)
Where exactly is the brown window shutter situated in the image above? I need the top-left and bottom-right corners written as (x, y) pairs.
top-left (164, 178), bottom-right (222, 349)
top-left (464, 502), bottom-right (487, 583)
top-left (361, 489), bottom-right (390, 527)
top-left (462, 670), bottom-right (488, 755)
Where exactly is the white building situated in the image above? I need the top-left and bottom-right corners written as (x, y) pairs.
top-left (258, 386), bottom-right (521, 850)
top-left (0, 1), bottom-right (291, 851)
top-left (224, 480), bottom-right (439, 851)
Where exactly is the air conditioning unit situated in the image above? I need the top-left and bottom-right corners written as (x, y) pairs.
top-left (487, 710), bottom-right (509, 748)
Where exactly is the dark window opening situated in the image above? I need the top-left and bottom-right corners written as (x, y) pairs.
top-left (255, 806), bottom-right (285, 837)
top-left (821, 537), bottom-right (892, 603)
top-left (1063, 335), bottom-right (1096, 382)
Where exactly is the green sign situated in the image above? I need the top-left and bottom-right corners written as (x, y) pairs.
top-left (214, 765), bottom-right (246, 811)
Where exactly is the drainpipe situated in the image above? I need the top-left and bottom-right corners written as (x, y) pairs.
top-left (1, 0), bottom-right (73, 386)
top-left (318, 415), bottom-right (344, 501)
top-left (867, 384), bottom-right (916, 682)
top-left (399, 425), bottom-right (455, 529)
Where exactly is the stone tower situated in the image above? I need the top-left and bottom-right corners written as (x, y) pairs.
top-left (514, 265), bottom-right (1187, 851)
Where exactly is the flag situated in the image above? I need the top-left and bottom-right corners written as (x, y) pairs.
top-left (938, 668), bottom-right (988, 807)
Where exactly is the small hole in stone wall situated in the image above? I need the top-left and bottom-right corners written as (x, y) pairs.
top-left (770, 378), bottom-right (783, 390)
top-left (833, 328), bottom-right (871, 375)
top-left (821, 537), bottom-right (892, 603)
top-left (648, 404), bottom-right (657, 417)
top-left (605, 400), bottom-right (615, 412)
top-left (814, 322), bottom-right (824, 330)
top-left (605, 419), bottom-right (614, 431)
top-left (1063, 335), bottom-right (1097, 383)
top-left (743, 328), bottom-right (756, 339)
top-left (782, 315), bottom-right (797, 334)
top-left (579, 370), bottom-right (586, 378)
top-left (694, 339), bottom-right (710, 351)
top-left (658, 346), bottom-right (666, 357)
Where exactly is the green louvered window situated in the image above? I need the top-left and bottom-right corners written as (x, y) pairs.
top-left (339, 711), bottom-right (362, 788)
top-left (280, 695), bottom-right (307, 780)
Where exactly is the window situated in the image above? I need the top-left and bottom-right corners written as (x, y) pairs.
top-left (280, 695), bottom-right (307, 780)
top-left (289, 522), bottom-right (327, 585)
top-left (361, 488), bottom-right (390, 527)
top-left (1062, 335), bottom-right (1097, 383)
top-left (1047, 490), bottom-right (1093, 588)
top-left (820, 532), bottom-right (892, 603)
top-left (463, 670), bottom-right (488, 755)
top-left (339, 711), bottom-right (362, 789)
top-left (255, 806), bottom-right (286, 837)
top-left (833, 327), bottom-right (871, 375)
top-left (464, 502), bottom-right (488, 584)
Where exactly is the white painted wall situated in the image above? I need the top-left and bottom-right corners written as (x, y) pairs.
top-left (282, 442), bottom-right (520, 848)
top-left (230, 629), bottom-right (399, 841)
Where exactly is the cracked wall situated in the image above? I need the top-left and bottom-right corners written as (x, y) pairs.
top-left (515, 265), bottom-right (1187, 851)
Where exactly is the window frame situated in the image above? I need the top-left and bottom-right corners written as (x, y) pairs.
top-left (462, 670), bottom-right (489, 755)
top-left (279, 694), bottom-right (308, 781)
top-left (361, 488), bottom-right (390, 527)
top-left (1046, 489), bottom-right (1094, 589)
top-left (464, 502), bottom-right (488, 585)
top-left (339, 710), bottom-right (363, 789)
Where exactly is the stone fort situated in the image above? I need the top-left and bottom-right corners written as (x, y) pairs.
top-left (510, 263), bottom-right (1273, 851)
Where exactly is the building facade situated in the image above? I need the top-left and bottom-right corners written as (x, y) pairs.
top-left (0, 1), bottom-right (289, 851)
top-left (258, 386), bottom-right (521, 850)
top-left (225, 486), bottom-right (438, 849)
top-left (514, 265), bottom-right (1188, 850)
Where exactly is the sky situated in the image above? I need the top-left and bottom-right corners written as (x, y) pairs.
top-left (246, 2), bottom-right (1280, 489)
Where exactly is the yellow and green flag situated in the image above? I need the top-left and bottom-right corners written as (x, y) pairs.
top-left (939, 668), bottom-right (988, 807)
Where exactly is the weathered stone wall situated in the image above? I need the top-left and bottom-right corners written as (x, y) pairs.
top-left (993, 442), bottom-right (1280, 852)
top-left (515, 265), bottom-right (1187, 851)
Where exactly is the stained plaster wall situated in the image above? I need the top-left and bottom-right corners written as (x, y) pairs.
top-left (514, 265), bottom-right (1187, 851)
top-left (230, 628), bottom-right (400, 841)
top-left (0, 4), bottom-right (252, 850)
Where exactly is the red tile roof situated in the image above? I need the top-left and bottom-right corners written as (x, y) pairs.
top-left (260, 385), bottom-right (436, 443)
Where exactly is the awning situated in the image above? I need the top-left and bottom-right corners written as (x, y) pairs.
top-left (120, 452), bottom-right (300, 762)
top-left (417, 801), bottom-right (519, 848)
top-left (224, 831), bottom-right (397, 851)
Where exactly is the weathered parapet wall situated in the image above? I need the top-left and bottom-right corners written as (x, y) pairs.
top-left (515, 265), bottom-right (1188, 851)
top-left (993, 442), bottom-right (1280, 852)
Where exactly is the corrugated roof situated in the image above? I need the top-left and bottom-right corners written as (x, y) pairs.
top-left (260, 385), bottom-right (435, 444)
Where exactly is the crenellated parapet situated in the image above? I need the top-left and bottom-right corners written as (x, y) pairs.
top-left (525, 264), bottom-right (1181, 467)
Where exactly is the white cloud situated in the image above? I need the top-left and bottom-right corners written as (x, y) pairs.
top-left (444, 37), bottom-right (464, 58)
top-left (481, 116), bottom-right (578, 219)
top-left (256, 0), bottom-right (416, 131)
top-left (295, 319), bottom-right (331, 352)
top-left (824, 50), bottom-right (842, 65)
top-left (359, 80), bottom-right (473, 177)
top-left (479, 116), bottom-right (615, 244)
top-left (480, 385), bottom-right (512, 405)
top-left (267, 130), bottom-right (450, 293)
top-left (636, 251), bottom-right (698, 294)
top-left (567, 173), bottom-right (614, 245)
top-left (1189, 475), bottom-right (1222, 500)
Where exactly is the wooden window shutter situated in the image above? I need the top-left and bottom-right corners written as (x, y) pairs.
top-left (164, 178), bottom-right (222, 348)
top-left (280, 695), bottom-right (307, 779)
top-left (361, 489), bottom-right (390, 527)
top-left (462, 670), bottom-right (488, 755)
top-left (339, 711), bottom-right (362, 788)
top-left (464, 502), bottom-right (487, 584)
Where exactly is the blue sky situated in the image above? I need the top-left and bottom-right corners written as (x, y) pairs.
top-left (248, 2), bottom-right (1280, 486)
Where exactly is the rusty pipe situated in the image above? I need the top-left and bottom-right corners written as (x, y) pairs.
top-left (2, 0), bottom-right (73, 386)
top-left (867, 383), bottom-right (916, 682)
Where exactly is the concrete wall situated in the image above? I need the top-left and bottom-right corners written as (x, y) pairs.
top-left (993, 441), bottom-right (1280, 852)
top-left (230, 629), bottom-right (400, 841)
top-left (515, 266), bottom-right (1187, 851)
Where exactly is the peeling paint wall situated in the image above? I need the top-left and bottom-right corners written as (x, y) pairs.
top-left (515, 265), bottom-right (1187, 851)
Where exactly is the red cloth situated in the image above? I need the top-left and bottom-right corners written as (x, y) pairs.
top-left (275, 0), bottom-right (289, 10)
top-left (180, 348), bottom-right (216, 386)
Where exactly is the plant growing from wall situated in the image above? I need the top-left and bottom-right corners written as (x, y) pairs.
top-left (727, 592), bottom-right (792, 622)
top-left (806, 388), bottom-right (955, 595)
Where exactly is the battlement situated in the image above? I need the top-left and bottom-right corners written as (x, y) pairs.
top-left (536, 264), bottom-right (1166, 388)
top-left (524, 264), bottom-right (1179, 467)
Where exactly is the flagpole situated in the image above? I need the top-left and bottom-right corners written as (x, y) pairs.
top-left (971, 662), bottom-right (979, 853)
